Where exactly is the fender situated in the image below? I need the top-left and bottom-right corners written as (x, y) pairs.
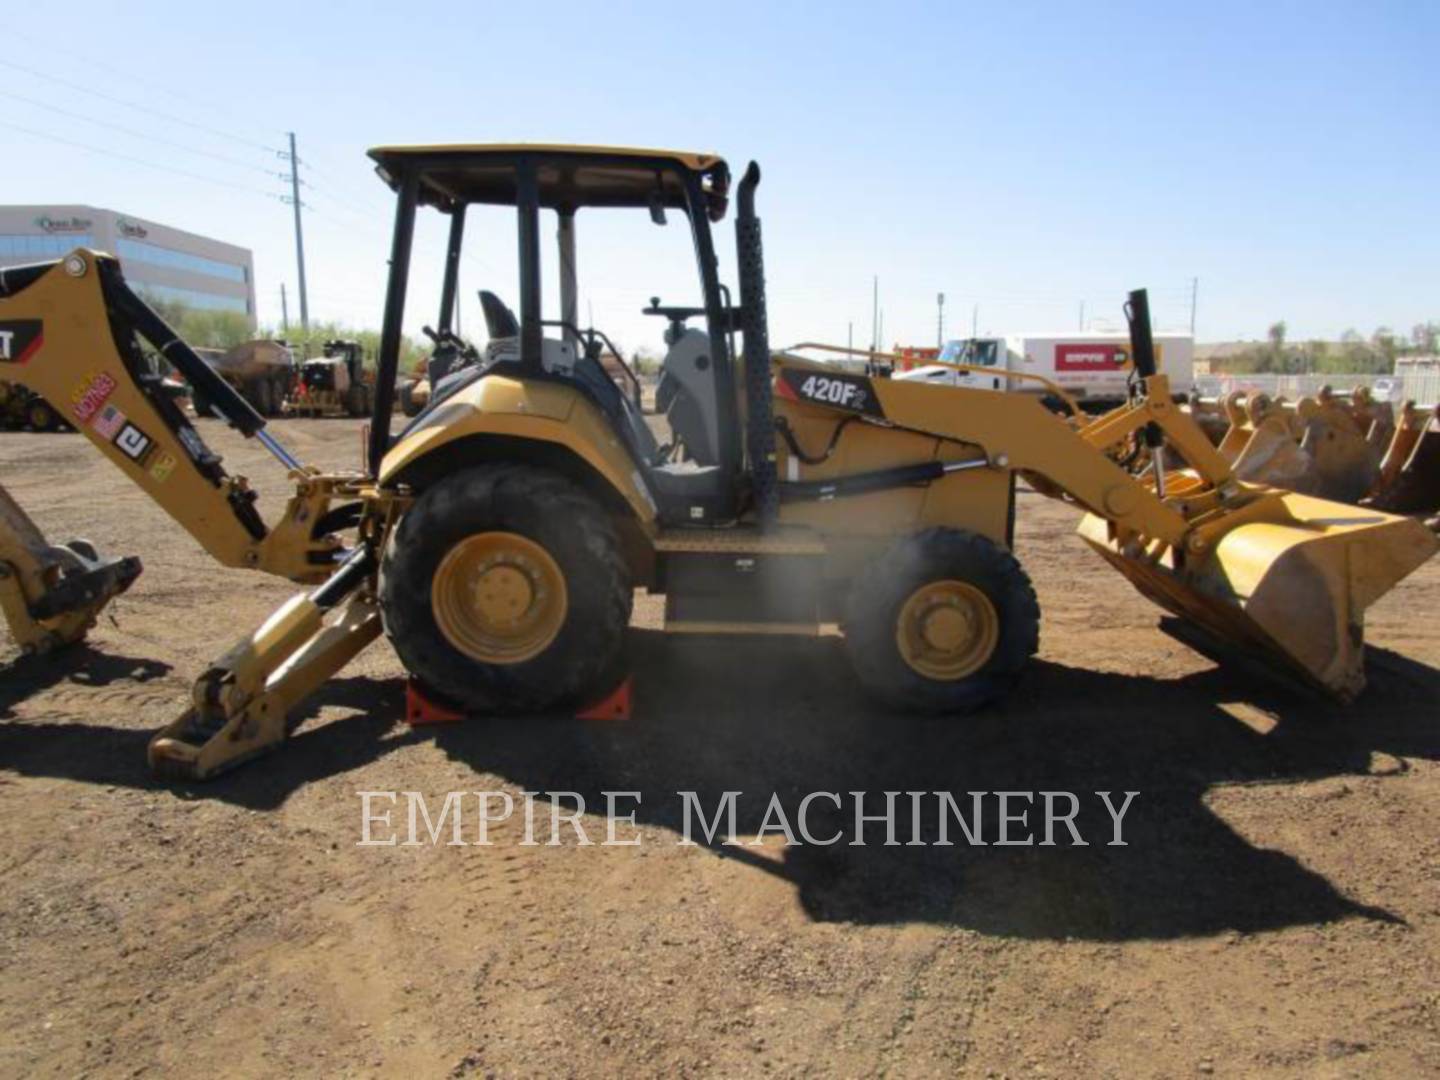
top-left (377, 373), bottom-right (658, 527)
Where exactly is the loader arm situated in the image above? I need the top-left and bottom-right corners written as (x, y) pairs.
top-left (0, 251), bottom-right (348, 584)
top-left (773, 290), bottom-right (1437, 700)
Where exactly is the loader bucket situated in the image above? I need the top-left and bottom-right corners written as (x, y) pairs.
top-left (1350, 389), bottom-right (1395, 467)
top-left (1216, 390), bottom-right (1264, 462)
top-left (1078, 492), bottom-right (1438, 699)
top-left (1229, 396), bottom-right (1380, 504)
top-left (1230, 403), bottom-right (1309, 486)
top-left (1295, 405), bottom-right (1381, 504)
top-left (1184, 396), bottom-right (1230, 448)
top-left (1365, 415), bottom-right (1440, 514)
top-left (1371, 402), bottom-right (1426, 494)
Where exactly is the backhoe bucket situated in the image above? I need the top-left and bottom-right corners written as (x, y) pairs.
top-left (1227, 396), bottom-right (1380, 504)
top-left (1078, 491), bottom-right (1438, 699)
top-left (1294, 405), bottom-right (1381, 504)
top-left (1365, 415), bottom-right (1440, 515)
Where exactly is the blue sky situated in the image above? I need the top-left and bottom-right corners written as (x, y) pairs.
top-left (4, 1), bottom-right (1436, 352)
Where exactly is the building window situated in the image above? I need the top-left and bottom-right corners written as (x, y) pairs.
top-left (136, 283), bottom-right (250, 315)
top-left (115, 237), bottom-right (248, 283)
top-left (0, 234), bottom-right (95, 258)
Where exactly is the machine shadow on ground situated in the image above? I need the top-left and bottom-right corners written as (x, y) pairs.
top-left (1, 628), bottom-right (1436, 943)
top-left (0, 664), bottom-right (416, 808)
top-left (429, 629), bottom-right (1439, 942)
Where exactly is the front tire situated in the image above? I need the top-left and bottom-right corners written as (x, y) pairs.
top-left (844, 528), bottom-right (1039, 713)
top-left (27, 398), bottom-right (58, 432)
top-left (345, 382), bottom-right (370, 418)
top-left (379, 464), bottom-right (632, 711)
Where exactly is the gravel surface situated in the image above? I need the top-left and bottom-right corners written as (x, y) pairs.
top-left (2, 417), bottom-right (1437, 1077)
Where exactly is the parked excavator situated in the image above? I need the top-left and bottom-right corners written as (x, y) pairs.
top-left (1, 144), bottom-right (1435, 781)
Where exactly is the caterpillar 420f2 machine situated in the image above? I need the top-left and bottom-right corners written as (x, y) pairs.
top-left (0, 145), bottom-right (1435, 779)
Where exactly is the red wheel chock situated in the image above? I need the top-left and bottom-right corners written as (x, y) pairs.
top-left (405, 679), bottom-right (463, 726)
top-left (575, 675), bottom-right (633, 721)
top-left (404, 675), bottom-right (633, 726)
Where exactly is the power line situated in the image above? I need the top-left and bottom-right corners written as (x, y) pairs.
top-left (7, 28), bottom-right (271, 131)
top-left (0, 89), bottom-right (277, 177)
top-left (0, 120), bottom-right (276, 199)
top-left (0, 57), bottom-right (281, 154)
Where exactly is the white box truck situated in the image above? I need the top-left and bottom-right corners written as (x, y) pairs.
top-left (897, 332), bottom-right (1194, 410)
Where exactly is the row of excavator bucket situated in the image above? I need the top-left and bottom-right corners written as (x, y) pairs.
top-left (1187, 387), bottom-right (1440, 517)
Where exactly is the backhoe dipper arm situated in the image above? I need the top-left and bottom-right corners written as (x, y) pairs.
top-left (0, 251), bottom-right (336, 582)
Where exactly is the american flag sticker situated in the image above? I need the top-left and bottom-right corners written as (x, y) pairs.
top-left (91, 404), bottom-right (126, 440)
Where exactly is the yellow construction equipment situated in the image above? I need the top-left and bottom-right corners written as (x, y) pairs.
top-left (1365, 405), bottom-right (1440, 515)
top-left (1192, 386), bottom-right (1440, 514)
top-left (1191, 387), bottom-right (1378, 504)
top-left (0, 379), bottom-right (70, 431)
top-left (1, 145), bottom-right (1435, 781)
top-left (284, 340), bottom-right (376, 418)
top-left (0, 482), bottom-right (140, 655)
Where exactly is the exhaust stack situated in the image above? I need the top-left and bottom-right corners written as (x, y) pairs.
top-left (735, 162), bottom-right (779, 527)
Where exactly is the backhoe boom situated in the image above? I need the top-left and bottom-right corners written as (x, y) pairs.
top-left (0, 251), bottom-right (348, 584)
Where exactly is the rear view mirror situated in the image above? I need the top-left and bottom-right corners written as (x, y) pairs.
top-left (649, 190), bottom-right (667, 226)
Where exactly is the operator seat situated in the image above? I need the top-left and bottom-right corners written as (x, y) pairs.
top-left (479, 290), bottom-right (519, 341)
top-left (655, 328), bottom-right (721, 465)
top-left (468, 291), bottom-right (663, 468)
top-left (436, 291), bottom-right (726, 521)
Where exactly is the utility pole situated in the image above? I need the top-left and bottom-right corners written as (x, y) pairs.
top-left (937, 292), bottom-right (945, 348)
top-left (847, 321), bottom-right (853, 355)
top-left (282, 132), bottom-right (310, 331)
top-left (1078, 300), bottom-right (1085, 331)
top-left (971, 303), bottom-right (978, 338)
top-left (280, 282), bottom-right (289, 333)
top-left (1189, 277), bottom-right (1199, 336)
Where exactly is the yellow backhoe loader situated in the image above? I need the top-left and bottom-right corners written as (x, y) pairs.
top-left (1, 145), bottom-right (1435, 781)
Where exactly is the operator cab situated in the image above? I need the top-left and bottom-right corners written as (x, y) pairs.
top-left (370, 144), bottom-right (742, 524)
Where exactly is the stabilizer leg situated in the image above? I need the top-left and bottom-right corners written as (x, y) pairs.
top-left (148, 549), bottom-right (380, 780)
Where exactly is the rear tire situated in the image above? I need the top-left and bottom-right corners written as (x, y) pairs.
top-left (398, 380), bottom-right (420, 418)
top-left (345, 382), bottom-right (370, 418)
top-left (251, 379), bottom-right (274, 417)
top-left (844, 527), bottom-right (1039, 713)
top-left (379, 464), bottom-right (632, 711)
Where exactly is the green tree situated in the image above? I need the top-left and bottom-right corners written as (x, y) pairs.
top-left (1370, 326), bottom-right (1398, 370)
top-left (141, 293), bottom-right (255, 349)
top-left (1409, 321), bottom-right (1438, 354)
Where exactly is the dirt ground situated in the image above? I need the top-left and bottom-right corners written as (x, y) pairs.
top-left (2, 417), bottom-right (1437, 1079)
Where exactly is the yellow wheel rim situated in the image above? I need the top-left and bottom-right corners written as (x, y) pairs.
top-left (895, 579), bottom-right (999, 681)
top-left (431, 532), bottom-right (568, 665)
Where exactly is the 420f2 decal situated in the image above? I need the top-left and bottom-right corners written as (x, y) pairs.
top-left (777, 368), bottom-right (885, 418)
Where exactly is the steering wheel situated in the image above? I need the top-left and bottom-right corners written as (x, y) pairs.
top-left (643, 297), bottom-right (705, 344)
top-left (422, 324), bottom-right (479, 361)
